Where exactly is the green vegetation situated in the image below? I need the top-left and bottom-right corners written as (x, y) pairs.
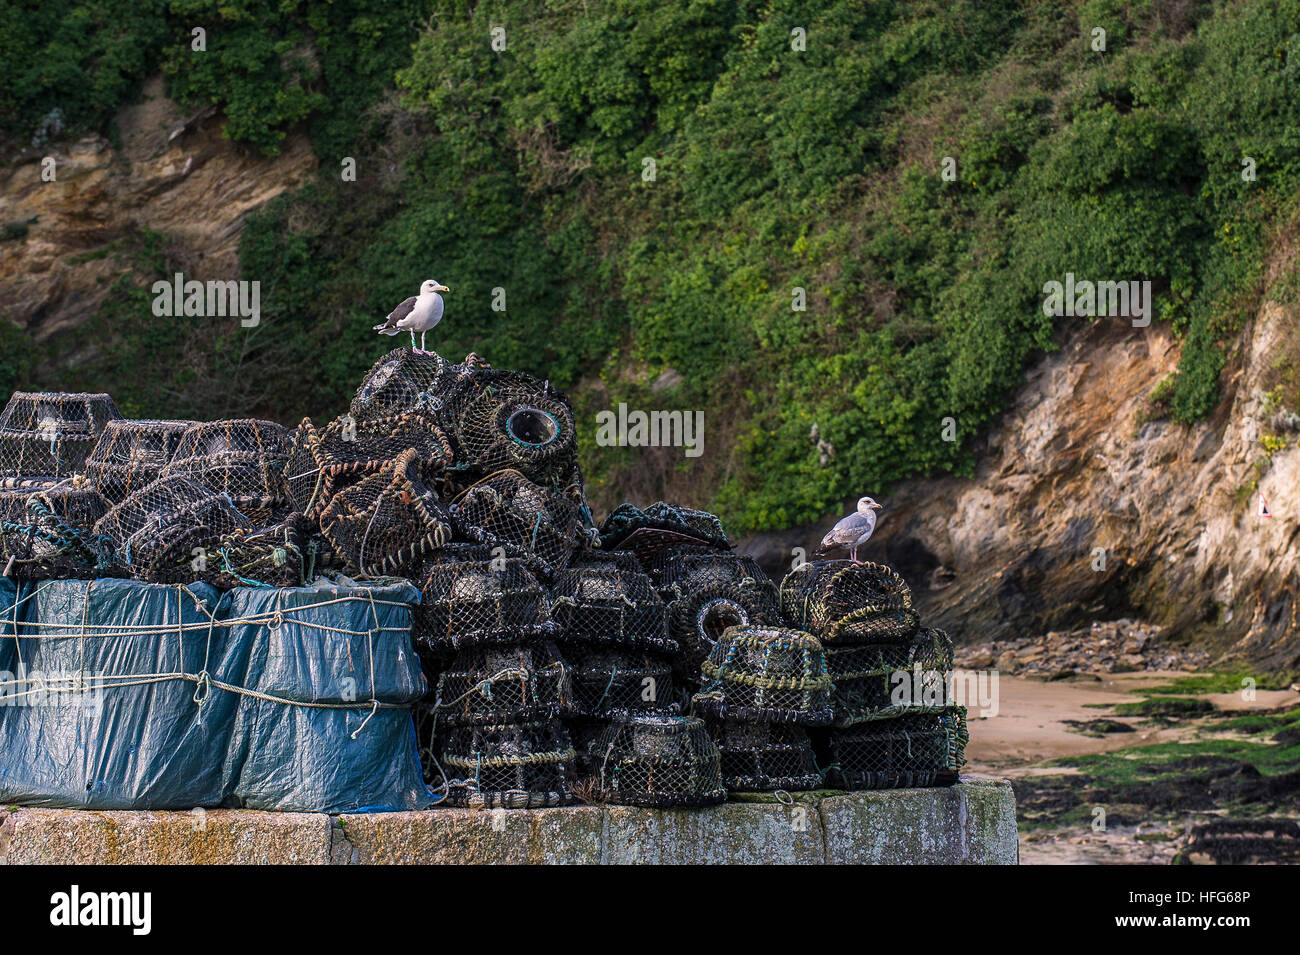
top-left (3, 1), bottom-right (1300, 530)
top-left (1112, 695), bottom-right (1216, 718)
top-left (1138, 671), bottom-right (1291, 695)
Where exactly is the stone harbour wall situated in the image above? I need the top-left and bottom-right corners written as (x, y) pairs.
top-left (0, 775), bottom-right (1016, 865)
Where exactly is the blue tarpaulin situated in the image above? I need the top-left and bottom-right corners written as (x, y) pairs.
top-left (0, 576), bottom-right (430, 812)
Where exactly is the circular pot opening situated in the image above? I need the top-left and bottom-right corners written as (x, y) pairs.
top-left (698, 598), bottom-right (748, 643)
top-left (506, 406), bottom-right (560, 448)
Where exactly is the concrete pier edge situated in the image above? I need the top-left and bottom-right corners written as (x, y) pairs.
top-left (0, 774), bottom-right (1016, 865)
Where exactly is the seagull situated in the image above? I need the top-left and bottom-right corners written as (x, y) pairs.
top-left (817, 496), bottom-right (883, 562)
top-left (374, 279), bottom-right (448, 353)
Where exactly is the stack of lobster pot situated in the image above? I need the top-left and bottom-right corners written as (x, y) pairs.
top-left (548, 550), bottom-right (680, 774)
top-left (412, 542), bottom-right (577, 808)
top-left (779, 560), bottom-right (967, 789)
top-left (691, 624), bottom-right (830, 793)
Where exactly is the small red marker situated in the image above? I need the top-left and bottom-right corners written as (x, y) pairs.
top-left (1259, 492), bottom-right (1272, 518)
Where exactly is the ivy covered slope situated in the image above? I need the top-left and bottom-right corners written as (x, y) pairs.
top-left (3, 1), bottom-right (1299, 535)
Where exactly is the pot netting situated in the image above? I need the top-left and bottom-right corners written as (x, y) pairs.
top-left (432, 642), bottom-right (571, 726)
top-left (651, 550), bottom-right (781, 680)
top-left (549, 552), bottom-right (676, 655)
top-left (826, 627), bottom-right (955, 723)
top-left (447, 369), bottom-right (578, 486)
top-left (415, 555), bottom-right (555, 653)
top-left (93, 475), bottom-right (252, 583)
top-left (713, 720), bottom-right (823, 792)
top-left (598, 501), bottom-right (732, 565)
top-left (693, 626), bottom-right (833, 725)
top-left (284, 413), bottom-right (454, 519)
top-left (435, 720), bottom-right (575, 808)
top-left (824, 707), bottom-right (968, 790)
top-left (584, 715), bottom-right (726, 808)
top-left (207, 512), bottom-right (310, 589)
top-left (451, 469), bottom-right (582, 581)
top-left (350, 347), bottom-right (473, 424)
top-left (0, 392), bottom-right (122, 483)
top-left (565, 645), bottom-right (679, 720)
top-left (318, 448), bottom-right (452, 577)
top-left (780, 560), bottom-right (920, 644)
top-left (161, 418), bottom-right (292, 524)
top-left (84, 419), bottom-right (193, 504)
top-left (0, 480), bottom-right (114, 578)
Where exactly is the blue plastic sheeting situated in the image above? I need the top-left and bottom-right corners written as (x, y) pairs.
top-left (225, 579), bottom-right (431, 812)
top-left (0, 576), bottom-right (431, 812)
top-left (0, 576), bottom-right (23, 685)
top-left (0, 579), bottom-right (239, 809)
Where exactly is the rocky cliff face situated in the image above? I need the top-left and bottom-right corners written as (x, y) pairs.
top-left (742, 301), bottom-right (1300, 674)
top-left (0, 77), bottom-right (315, 341)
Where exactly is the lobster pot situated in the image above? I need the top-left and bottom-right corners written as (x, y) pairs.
top-left (824, 707), bottom-right (968, 790)
top-left (650, 549), bottom-right (781, 681)
top-left (284, 413), bottom-right (453, 519)
top-left (448, 369), bottom-right (577, 485)
top-left (0, 480), bottom-right (113, 579)
top-left (586, 715), bottom-right (726, 808)
top-left (415, 557), bottom-right (555, 653)
top-left (693, 626), bottom-right (833, 725)
top-left (780, 560), bottom-right (919, 644)
top-left (437, 720), bottom-right (575, 808)
top-left (565, 644), bottom-right (678, 720)
top-left (451, 469), bottom-right (582, 582)
top-left (350, 347), bottom-right (472, 424)
top-left (83, 419), bottom-right (193, 504)
top-left (0, 392), bottom-right (122, 483)
top-left (93, 476), bottom-right (252, 584)
top-left (714, 720), bottom-right (822, 793)
top-left (826, 627), bottom-right (955, 724)
top-left (432, 642), bottom-right (571, 726)
top-left (318, 448), bottom-right (452, 577)
top-left (208, 512), bottom-right (310, 590)
top-left (224, 580), bottom-right (430, 812)
top-left (550, 552), bottom-right (676, 655)
top-left (161, 419), bottom-right (292, 525)
top-left (598, 501), bottom-right (731, 564)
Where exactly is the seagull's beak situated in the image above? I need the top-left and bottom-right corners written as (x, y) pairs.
top-left (435, 284), bottom-right (449, 292)
top-left (871, 502), bottom-right (883, 510)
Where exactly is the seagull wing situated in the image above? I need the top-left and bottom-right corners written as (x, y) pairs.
top-left (818, 511), bottom-right (875, 550)
top-left (374, 296), bottom-right (418, 332)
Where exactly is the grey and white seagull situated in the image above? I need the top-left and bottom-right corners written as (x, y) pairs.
top-left (374, 279), bottom-right (448, 353)
top-left (817, 496), bottom-right (883, 562)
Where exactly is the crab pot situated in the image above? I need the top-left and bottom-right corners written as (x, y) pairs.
top-left (83, 418), bottom-right (194, 504)
top-left (780, 559), bottom-right (920, 644)
top-left (317, 448), bottom-right (452, 577)
top-left (432, 641), bottom-right (572, 726)
top-left (208, 512), bottom-right (310, 590)
top-left (565, 644), bottom-right (679, 720)
top-left (92, 475), bottom-right (253, 584)
top-left (823, 707), bottom-right (968, 790)
top-left (450, 468), bottom-right (583, 582)
top-left (598, 501), bottom-right (732, 564)
top-left (549, 552), bottom-right (676, 655)
top-left (693, 625), bottom-right (833, 726)
top-left (435, 720), bottom-right (576, 809)
top-left (414, 555), bottom-right (555, 653)
top-left (447, 369), bottom-right (578, 485)
top-left (713, 720), bottom-right (823, 793)
top-left (284, 413), bottom-right (453, 519)
top-left (350, 347), bottom-right (472, 424)
top-left (0, 480), bottom-right (114, 579)
top-left (825, 627), bottom-right (955, 724)
top-left (0, 392), bottom-right (122, 483)
top-left (650, 549), bottom-right (781, 681)
top-left (161, 418), bottom-right (293, 525)
top-left (584, 715), bottom-right (726, 808)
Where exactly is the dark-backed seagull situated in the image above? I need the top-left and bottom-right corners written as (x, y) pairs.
top-left (374, 279), bottom-right (448, 352)
top-left (817, 496), bottom-right (882, 562)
